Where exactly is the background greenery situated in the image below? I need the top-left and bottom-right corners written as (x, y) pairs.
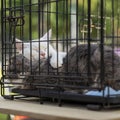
top-left (0, 0), bottom-right (120, 42)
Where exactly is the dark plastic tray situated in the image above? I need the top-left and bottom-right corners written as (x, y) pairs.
top-left (11, 88), bottom-right (120, 105)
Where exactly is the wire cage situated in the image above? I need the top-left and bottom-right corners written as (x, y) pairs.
top-left (1, 0), bottom-right (120, 109)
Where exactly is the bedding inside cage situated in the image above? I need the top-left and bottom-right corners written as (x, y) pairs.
top-left (86, 87), bottom-right (120, 97)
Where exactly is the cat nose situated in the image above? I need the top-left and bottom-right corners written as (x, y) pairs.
top-left (40, 52), bottom-right (45, 58)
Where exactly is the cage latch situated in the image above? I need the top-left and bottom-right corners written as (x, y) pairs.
top-left (5, 15), bottom-right (25, 26)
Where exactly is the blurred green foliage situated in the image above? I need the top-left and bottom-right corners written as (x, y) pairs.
top-left (49, 0), bottom-right (120, 45)
top-left (0, 0), bottom-right (120, 42)
top-left (0, 114), bottom-right (11, 120)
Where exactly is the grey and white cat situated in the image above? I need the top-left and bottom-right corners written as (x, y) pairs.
top-left (15, 29), bottom-right (66, 68)
top-left (25, 44), bottom-right (120, 92)
top-left (7, 44), bottom-right (120, 93)
top-left (6, 29), bottom-right (66, 90)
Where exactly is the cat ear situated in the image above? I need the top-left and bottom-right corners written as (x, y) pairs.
top-left (15, 38), bottom-right (23, 51)
top-left (41, 29), bottom-right (52, 40)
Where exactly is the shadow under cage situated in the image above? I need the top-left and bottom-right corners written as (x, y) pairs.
top-left (1, 0), bottom-right (120, 109)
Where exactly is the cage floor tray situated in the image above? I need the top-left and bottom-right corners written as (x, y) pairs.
top-left (11, 88), bottom-right (120, 105)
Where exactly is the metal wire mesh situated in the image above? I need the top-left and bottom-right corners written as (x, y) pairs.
top-left (1, 0), bottom-right (120, 108)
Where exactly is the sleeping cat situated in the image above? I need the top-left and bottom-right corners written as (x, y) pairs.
top-left (23, 44), bottom-right (120, 93)
top-left (15, 29), bottom-right (66, 68)
top-left (6, 29), bottom-right (66, 89)
top-left (7, 44), bottom-right (120, 93)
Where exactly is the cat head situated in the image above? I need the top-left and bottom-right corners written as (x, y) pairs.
top-left (15, 29), bottom-right (52, 51)
top-left (15, 29), bottom-right (52, 59)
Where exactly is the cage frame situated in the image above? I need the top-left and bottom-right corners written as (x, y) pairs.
top-left (1, 0), bottom-right (120, 110)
